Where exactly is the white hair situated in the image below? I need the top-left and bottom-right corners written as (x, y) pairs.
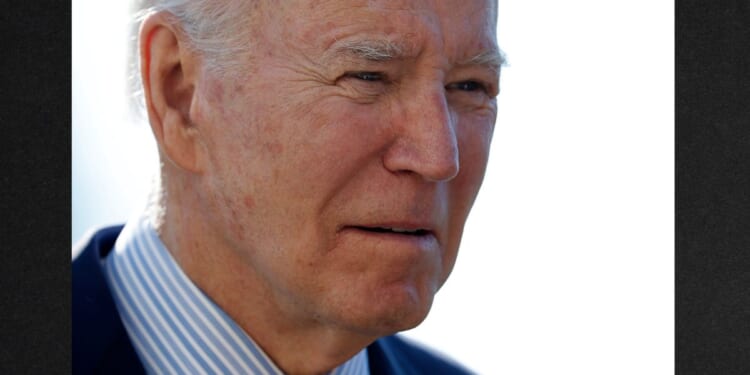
top-left (128, 0), bottom-right (258, 115)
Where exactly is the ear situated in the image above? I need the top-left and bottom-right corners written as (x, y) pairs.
top-left (140, 12), bottom-right (204, 173)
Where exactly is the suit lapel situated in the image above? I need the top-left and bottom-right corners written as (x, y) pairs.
top-left (73, 226), bottom-right (145, 374)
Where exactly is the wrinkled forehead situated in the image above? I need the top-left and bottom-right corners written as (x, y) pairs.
top-left (265, 0), bottom-right (499, 64)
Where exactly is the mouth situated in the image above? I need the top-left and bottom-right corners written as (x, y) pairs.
top-left (337, 223), bottom-right (440, 257)
top-left (352, 226), bottom-right (432, 236)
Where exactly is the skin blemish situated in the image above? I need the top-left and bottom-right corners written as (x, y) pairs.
top-left (243, 195), bottom-right (255, 209)
top-left (263, 142), bottom-right (284, 155)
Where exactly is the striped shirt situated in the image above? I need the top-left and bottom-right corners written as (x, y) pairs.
top-left (104, 212), bottom-right (369, 374)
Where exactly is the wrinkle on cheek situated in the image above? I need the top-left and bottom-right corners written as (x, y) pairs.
top-left (222, 195), bottom-right (248, 242)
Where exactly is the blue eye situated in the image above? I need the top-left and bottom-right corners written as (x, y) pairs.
top-left (449, 80), bottom-right (486, 92)
top-left (350, 72), bottom-right (384, 82)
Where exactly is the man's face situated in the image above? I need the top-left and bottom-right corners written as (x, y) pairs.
top-left (190, 0), bottom-right (500, 335)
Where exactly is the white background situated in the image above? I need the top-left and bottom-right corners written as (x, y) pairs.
top-left (73, 1), bottom-right (674, 373)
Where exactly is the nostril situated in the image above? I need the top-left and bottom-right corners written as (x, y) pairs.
top-left (382, 137), bottom-right (460, 182)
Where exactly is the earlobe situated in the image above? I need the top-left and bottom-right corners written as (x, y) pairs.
top-left (140, 13), bottom-right (204, 173)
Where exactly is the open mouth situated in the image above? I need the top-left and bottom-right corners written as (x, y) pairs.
top-left (353, 226), bottom-right (431, 236)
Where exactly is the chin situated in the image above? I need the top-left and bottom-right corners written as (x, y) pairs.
top-left (331, 281), bottom-right (437, 337)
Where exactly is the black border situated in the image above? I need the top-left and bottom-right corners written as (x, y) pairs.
top-left (2, 0), bottom-right (750, 373)
top-left (677, 0), bottom-right (750, 374)
top-left (0, 1), bottom-right (71, 373)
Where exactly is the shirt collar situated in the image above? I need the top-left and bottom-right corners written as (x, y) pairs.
top-left (104, 212), bottom-right (369, 374)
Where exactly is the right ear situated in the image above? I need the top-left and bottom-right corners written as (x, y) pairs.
top-left (139, 12), bottom-right (205, 173)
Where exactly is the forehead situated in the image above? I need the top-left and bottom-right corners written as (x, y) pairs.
top-left (267, 0), bottom-right (498, 63)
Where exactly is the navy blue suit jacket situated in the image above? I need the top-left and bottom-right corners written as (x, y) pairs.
top-left (72, 226), bottom-right (473, 374)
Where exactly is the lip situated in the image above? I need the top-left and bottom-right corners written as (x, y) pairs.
top-left (341, 220), bottom-right (435, 235)
top-left (338, 223), bottom-right (439, 248)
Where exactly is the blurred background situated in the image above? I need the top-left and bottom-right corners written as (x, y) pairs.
top-left (73, 1), bottom-right (674, 373)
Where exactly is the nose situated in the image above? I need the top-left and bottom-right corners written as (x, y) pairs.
top-left (383, 84), bottom-right (460, 182)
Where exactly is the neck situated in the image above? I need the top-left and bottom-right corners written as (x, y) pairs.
top-left (151, 173), bottom-right (376, 374)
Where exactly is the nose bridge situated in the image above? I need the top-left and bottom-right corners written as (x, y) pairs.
top-left (388, 81), bottom-right (460, 182)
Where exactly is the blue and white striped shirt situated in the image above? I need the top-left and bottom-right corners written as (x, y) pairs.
top-left (104, 212), bottom-right (369, 374)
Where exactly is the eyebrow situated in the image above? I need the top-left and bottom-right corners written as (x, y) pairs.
top-left (460, 49), bottom-right (508, 73)
top-left (330, 39), bottom-right (507, 71)
top-left (332, 39), bottom-right (409, 62)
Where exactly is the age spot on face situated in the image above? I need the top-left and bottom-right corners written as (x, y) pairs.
top-left (263, 142), bottom-right (284, 156)
top-left (243, 195), bottom-right (255, 209)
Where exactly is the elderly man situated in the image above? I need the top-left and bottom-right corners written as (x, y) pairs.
top-left (73, 0), bottom-right (504, 373)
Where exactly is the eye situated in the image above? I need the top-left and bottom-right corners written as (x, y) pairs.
top-left (347, 71), bottom-right (385, 82)
top-left (447, 80), bottom-right (487, 93)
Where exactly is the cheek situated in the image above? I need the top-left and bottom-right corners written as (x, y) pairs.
top-left (440, 118), bottom-right (494, 275)
top-left (456, 114), bottom-right (494, 194)
top-left (270, 101), bottom-right (390, 195)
